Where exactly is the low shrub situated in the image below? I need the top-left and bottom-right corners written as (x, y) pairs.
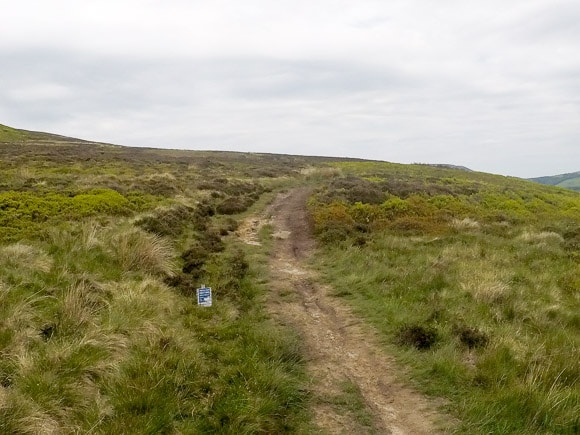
top-left (311, 201), bottom-right (355, 236)
top-left (168, 230), bottom-right (225, 294)
top-left (136, 203), bottom-right (207, 237)
top-left (130, 175), bottom-right (181, 196)
top-left (563, 225), bottom-right (580, 252)
top-left (216, 196), bottom-right (255, 215)
top-left (388, 216), bottom-right (444, 235)
top-left (324, 176), bottom-right (386, 204)
top-left (198, 179), bottom-right (264, 197)
top-left (225, 248), bottom-right (249, 282)
top-left (0, 189), bottom-right (132, 241)
top-left (196, 200), bottom-right (215, 218)
top-left (318, 223), bottom-right (354, 244)
top-left (197, 230), bottom-right (224, 253)
top-left (180, 246), bottom-right (207, 278)
top-left (164, 272), bottom-right (198, 297)
top-left (220, 218), bottom-right (239, 235)
top-left (453, 325), bottom-right (489, 349)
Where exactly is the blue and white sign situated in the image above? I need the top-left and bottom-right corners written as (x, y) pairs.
top-left (197, 285), bottom-right (213, 307)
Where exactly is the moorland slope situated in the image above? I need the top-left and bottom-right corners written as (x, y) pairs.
top-left (0, 123), bottom-right (578, 434)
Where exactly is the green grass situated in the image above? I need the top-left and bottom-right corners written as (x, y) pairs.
top-left (2, 123), bottom-right (579, 432)
top-left (310, 161), bottom-right (580, 434)
top-left (0, 124), bottom-right (27, 142)
top-left (0, 129), bottom-right (316, 433)
top-left (0, 209), bottom-right (312, 433)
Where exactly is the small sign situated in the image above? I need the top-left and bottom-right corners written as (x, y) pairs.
top-left (197, 285), bottom-right (213, 307)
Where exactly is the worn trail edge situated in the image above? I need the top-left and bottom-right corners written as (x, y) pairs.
top-left (239, 188), bottom-right (448, 434)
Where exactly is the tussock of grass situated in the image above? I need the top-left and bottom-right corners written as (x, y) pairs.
top-left (79, 220), bottom-right (102, 250)
top-left (109, 228), bottom-right (177, 277)
top-left (57, 280), bottom-right (109, 335)
top-left (518, 230), bottom-right (565, 250)
top-left (459, 268), bottom-right (510, 304)
top-left (1, 234), bottom-right (310, 433)
top-left (451, 217), bottom-right (481, 230)
top-left (0, 243), bottom-right (53, 273)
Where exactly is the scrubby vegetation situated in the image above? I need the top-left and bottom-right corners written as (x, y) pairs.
top-left (1, 124), bottom-right (578, 433)
top-left (0, 128), bottom-right (317, 433)
top-left (310, 161), bottom-right (580, 434)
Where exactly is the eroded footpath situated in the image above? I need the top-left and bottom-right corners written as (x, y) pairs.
top-left (238, 188), bottom-right (449, 434)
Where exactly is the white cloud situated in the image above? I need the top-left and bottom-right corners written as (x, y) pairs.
top-left (6, 83), bottom-right (73, 102)
top-left (0, 0), bottom-right (579, 177)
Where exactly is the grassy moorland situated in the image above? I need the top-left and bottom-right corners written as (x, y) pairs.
top-left (1, 123), bottom-right (579, 433)
top-left (0, 125), bottom-right (330, 433)
top-left (309, 161), bottom-right (580, 434)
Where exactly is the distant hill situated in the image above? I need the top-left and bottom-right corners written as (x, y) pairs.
top-left (529, 171), bottom-right (580, 192)
top-left (418, 163), bottom-right (473, 172)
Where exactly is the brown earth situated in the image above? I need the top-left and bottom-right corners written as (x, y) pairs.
top-left (238, 188), bottom-right (449, 434)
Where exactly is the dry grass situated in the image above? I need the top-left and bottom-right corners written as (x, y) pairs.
top-left (0, 133), bottom-right (321, 433)
top-left (58, 280), bottom-right (109, 333)
top-left (17, 166), bottom-right (35, 180)
top-left (0, 387), bottom-right (8, 409)
top-left (459, 267), bottom-right (510, 303)
top-left (440, 243), bottom-right (482, 261)
top-left (0, 243), bottom-right (53, 273)
top-left (104, 277), bottom-right (178, 334)
top-left (451, 217), bottom-right (481, 231)
top-left (109, 228), bottom-right (177, 277)
top-left (15, 409), bottom-right (61, 435)
top-left (0, 283), bottom-right (47, 356)
top-left (518, 230), bottom-right (564, 245)
top-left (301, 166), bottom-right (342, 179)
top-left (80, 220), bottom-right (102, 250)
top-left (441, 243), bottom-right (513, 304)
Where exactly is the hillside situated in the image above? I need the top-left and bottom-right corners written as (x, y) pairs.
top-left (308, 161), bottom-right (580, 432)
top-left (0, 123), bottom-right (579, 433)
top-left (0, 123), bottom-right (102, 145)
top-left (530, 171), bottom-right (580, 192)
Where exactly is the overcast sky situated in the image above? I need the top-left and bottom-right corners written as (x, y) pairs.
top-left (1, 0), bottom-right (579, 177)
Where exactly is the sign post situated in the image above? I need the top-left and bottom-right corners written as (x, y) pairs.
top-left (196, 285), bottom-right (213, 307)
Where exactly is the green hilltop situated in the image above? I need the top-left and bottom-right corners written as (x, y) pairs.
top-left (0, 123), bottom-right (116, 147)
top-left (0, 123), bottom-right (28, 142)
top-left (0, 123), bottom-right (68, 143)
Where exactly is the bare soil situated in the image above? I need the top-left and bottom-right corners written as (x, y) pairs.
top-left (239, 188), bottom-right (448, 434)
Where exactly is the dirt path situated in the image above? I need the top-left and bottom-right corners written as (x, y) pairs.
top-left (238, 188), bottom-right (447, 434)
